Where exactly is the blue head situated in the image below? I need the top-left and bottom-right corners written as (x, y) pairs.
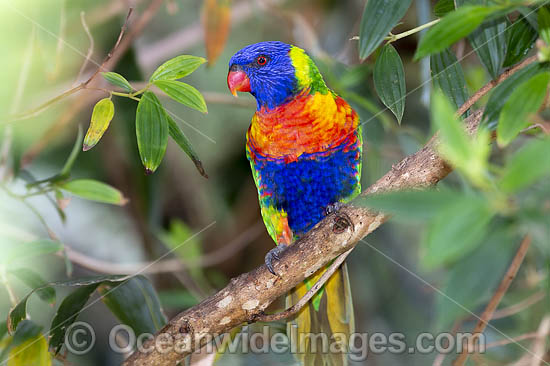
top-left (227, 41), bottom-right (298, 110)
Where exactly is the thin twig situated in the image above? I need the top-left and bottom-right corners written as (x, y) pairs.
top-left (83, 7), bottom-right (133, 87)
top-left (255, 248), bottom-right (353, 323)
top-left (387, 19), bottom-right (441, 43)
top-left (530, 316), bottom-right (550, 366)
top-left (453, 235), bottom-right (532, 366)
top-left (74, 11), bottom-right (94, 85)
top-left (492, 291), bottom-right (546, 320)
top-left (63, 221), bottom-right (264, 274)
top-left (10, 8), bottom-right (133, 122)
top-left (455, 55), bottom-right (538, 117)
top-left (485, 332), bottom-right (539, 349)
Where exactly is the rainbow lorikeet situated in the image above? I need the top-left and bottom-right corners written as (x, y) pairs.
top-left (227, 41), bottom-right (362, 365)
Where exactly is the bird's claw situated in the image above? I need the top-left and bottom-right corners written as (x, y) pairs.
top-left (325, 202), bottom-right (344, 215)
top-left (265, 244), bottom-right (287, 276)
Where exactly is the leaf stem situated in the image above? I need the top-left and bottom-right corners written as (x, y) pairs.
top-left (109, 83), bottom-right (150, 101)
top-left (130, 84), bottom-right (151, 97)
top-left (386, 19), bottom-right (441, 43)
top-left (111, 91), bottom-right (141, 102)
top-left (11, 84), bottom-right (85, 121)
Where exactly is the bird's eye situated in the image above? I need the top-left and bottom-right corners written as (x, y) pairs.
top-left (256, 56), bottom-right (268, 66)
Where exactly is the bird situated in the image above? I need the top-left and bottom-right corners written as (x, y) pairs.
top-left (227, 41), bottom-right (362, 365)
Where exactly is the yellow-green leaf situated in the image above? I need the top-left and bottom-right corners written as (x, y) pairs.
top-left (149, 55), bottom-right (206, 82)
top-left (154, 80), bottom-right (208, 113)
top-left (58, 179), bottom-right (127, 205)
top-left (8, 334), bottom-right (51, 366)
top-left (497, 72), bottom-right (550, 147)
top-left (83, 98), bottom-right (115, 151)
top-left (101, 72), bottom-right (133, 93)
top-left (136, 91), bottom-right (169, 173)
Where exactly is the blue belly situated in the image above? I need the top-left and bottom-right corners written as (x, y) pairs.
top-left (253, 145), bottom-right (360, 236)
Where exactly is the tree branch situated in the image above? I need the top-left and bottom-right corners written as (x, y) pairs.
top-left (123, 41), bottom-right (539, 366)
top-left (122, 109), bottom-right (483, 366)
top-left (255, 248), bottom-right (353, 323)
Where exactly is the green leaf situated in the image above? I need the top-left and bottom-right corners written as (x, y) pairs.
top-left (358, 0), bottom-right (413, 59)
top-left (518, 5), bottom-right (539, 31)
top-left (435, 230), bottom-right (516, 330)
top-left (49, 285), bottom-right (100, 354)
top-left (482, 62), bottom-right (544, 129)
top-left (2, 240), bottom-right (63, 267)
top-left (353, 188), bottom-right (464, 220)
top-left (415, 6), bottom-right (497, 60)
top-left (499, 138), bottom-right (550, 193)
top-left (373, 44), bottom-right (406, 124)
top-left (539, 6), bottom-right (550, 45)
top-left (8, 275), bottom-right (128, 334)
top-left (99, 275), bottom-right (167, 335)
top-left (135, 91), bottom-right (169, 174)
top-left (101, 72), bottom-right (133, 93)
top-left (60, 125), bottom-right (83, 177)
top-left (468, 18), bottom-right (508, 79)
top-left (430, 49), bottom-right (469, 111)
top-left (47, 276), bottom-right (129, 354)
top-left (149, 55), bottom-right (206, 82)
top-left (431, 91), bottom-right (490, 187)
top-left (434, 0), bottom-right (455, 17)
top-left (422, 195), bottom-right (493, 269)
top-left (153, 80), bottom-right (208, 113)
top-left (497, 72), bottom-right (550, 147)
top-left (58, 179), bottom-right (127, 205)
top-left (8, 321), bottom-right (51, 366)
top-left (167, 113), bottom-right (207, 178)
top-left (8, 269), bottom-right (55, 304)
top-left (83, 98), bottom-right (115, 151)
top-left (503, 16), bottom-right (537, 67)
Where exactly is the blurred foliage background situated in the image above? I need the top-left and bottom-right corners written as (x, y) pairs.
top-left (0, 0), bottom-right (548, 365)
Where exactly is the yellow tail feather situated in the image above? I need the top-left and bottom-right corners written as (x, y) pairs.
top-left (286, 263), bottom-right (354, 366)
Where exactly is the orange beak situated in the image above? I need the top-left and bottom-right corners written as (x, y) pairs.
top-left (227, 68), bottom-right (251, 97)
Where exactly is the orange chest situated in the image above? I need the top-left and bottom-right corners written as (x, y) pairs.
top-left (246, 93), bottom-right (359, 161)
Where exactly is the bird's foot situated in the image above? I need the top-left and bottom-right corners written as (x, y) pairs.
top-left (325, 202), bottom-right (344, 215)
top-left (265, 244), bottom-right (287, 276)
